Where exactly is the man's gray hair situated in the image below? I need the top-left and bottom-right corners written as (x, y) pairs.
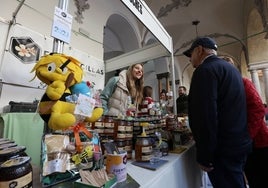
top-left (204, 48), bottom-right (217, 55)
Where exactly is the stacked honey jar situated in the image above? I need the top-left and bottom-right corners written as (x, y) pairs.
top-left (93, 116), bottom-right (134, 159)
top-left (115, 119), bottom-right (133, 159)
top-left (0, 138), bottom-right (32, 188)
top-left (93, 115), bottom-right (168, 162)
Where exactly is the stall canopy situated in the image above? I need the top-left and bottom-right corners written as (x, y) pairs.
top-left (106, 0), bottom-right (177, 114)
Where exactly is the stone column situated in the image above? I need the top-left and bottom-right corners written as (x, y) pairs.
top-left (250, 69), bottom-right (262, 95)
top-left (262, 68), bottom-right (268, 103)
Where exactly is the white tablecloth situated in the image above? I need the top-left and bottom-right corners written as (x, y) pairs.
top-left (127, 141), bottom-right (202, 188)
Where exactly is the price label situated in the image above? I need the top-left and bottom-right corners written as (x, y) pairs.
top-left (51, 7), bottom-right (73, 43)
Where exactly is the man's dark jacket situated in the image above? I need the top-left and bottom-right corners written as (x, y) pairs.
top-left (188, 55), bottom-right (252, 167)
top-left (176, 94), bottom-right (188, 115)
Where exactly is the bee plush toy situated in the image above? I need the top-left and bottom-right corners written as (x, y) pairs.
top-left (31, 53), bottom-right (103, 130)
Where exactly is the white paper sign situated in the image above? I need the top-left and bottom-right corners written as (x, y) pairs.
top-left (51, 7), bottom-right (73, 43)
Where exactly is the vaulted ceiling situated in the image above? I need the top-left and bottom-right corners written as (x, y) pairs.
top-left (144, 0), bottom-right (248, 56)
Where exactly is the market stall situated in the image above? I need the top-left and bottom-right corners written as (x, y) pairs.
top-left (0, 1), bottom-right (201, 188)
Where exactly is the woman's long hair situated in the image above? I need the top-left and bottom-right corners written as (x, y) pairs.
top-left (126, 63), bottom-right (144, 105)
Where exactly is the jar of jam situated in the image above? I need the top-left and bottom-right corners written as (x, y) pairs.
top-left (117, 119), bottom-right (126, 132)
top-left (0, 156), bottom-right (32, 188)
top-left (135, 136), bottom-right (153, 161)
top-left (104, 116), bottom-right (115, 128)
top-left (125, 139), bottom-right (133, 159)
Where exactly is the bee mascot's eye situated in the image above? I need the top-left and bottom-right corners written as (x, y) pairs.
top-left (47, 62), bottom-right (56, 72)
top-left (62, 67), bottom-right (68, 74)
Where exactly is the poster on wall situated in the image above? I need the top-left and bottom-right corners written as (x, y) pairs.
top-left (0, 24), bottom-right (105, 90)
top-left (0, 24), bottom-right (53, 89)
top-left (64, 47), bottom-right (105, 90)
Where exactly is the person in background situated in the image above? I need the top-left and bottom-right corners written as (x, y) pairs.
top-left (159, 89), bottom-right (168, 115)
top-left (264, 103), bottom-right (268, 123)
top-left (176, 86), bottom-right (188, 116)
top-left (100, 63), bottom-right (144, 117)
top-left (223, 56), bottom-right (268, 188)
top-left (139, 85), bottom-right (154, 116)
top-left (166, 91), bottom-right (174, 114)
top-left (142, 86), bottom-right (154, 105)
top-left (184, 37), bottom-right (252, 188)
top-left (159, 89), bottom-right (167, 103)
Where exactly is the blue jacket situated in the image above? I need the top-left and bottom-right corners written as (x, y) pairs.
top-left (188, 55), bottom-right (252, 167)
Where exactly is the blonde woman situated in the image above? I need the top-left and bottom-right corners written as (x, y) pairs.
top-left (100, 63), bottom-right (144, 117)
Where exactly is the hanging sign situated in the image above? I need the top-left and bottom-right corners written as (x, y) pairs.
top-left (51, 7), bottom-right (73, 44)
top-left (120, 0), bottom-right (172, 53)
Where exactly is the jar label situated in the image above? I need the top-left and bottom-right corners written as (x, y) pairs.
top-left (118, 126), bottom-right (126, 131)
top-left (117, 134), bottom-right (126, 138)
top-left (95, 122), bottom-right (104, 128)
top-left (142, 154), bottom-right (153, 161)
top-left (104, 122), bottom-right (114, 128)
top-left (124, 145), bottom-right (132, 151)
top-left (0, 171), bottom-right (32, 187)
top-left (125, 126), bottom-right (133, 132)
top-left (141, 146), bottom-right (152, 153)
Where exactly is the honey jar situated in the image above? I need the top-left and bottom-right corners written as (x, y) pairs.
top-left (0, 143), bottom-right (17, 150)
top-left (135, 136), bottom-right (153, 161)
top-left (0, 156), bottom-right (32, 188)
top-left (0, 146), bottom-right (27, 164)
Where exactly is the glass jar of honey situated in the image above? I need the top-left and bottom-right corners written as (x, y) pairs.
top-left (0, 156), bottom-right (32, 188)
top-left (135, 136), bottom-right (153, 161)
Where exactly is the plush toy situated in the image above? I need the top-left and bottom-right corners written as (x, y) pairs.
top-left (31, 53), bottom-right (103, 130)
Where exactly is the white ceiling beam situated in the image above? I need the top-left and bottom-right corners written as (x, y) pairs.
top-left (105, 42), bottom-right (169, 72)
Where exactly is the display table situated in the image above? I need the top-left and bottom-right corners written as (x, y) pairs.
top-left (0, 113), bottom-right (202, 187)
top-left (127, 141), bottom-right (202, 188)
top-left (0, 113), bottom-right (44, 165)
top-left (32, 141), bottom-right (202, 188)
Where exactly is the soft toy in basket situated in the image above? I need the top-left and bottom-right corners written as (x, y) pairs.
top-left (31, 53), bottom-right (103, 132)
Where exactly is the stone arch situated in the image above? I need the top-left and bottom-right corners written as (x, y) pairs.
top-left (247, 7), bottom-right (268, 103)
top-left (103, 13), bottom-right (140, 82)
top-left (247, 8), bottom-right (268, 64)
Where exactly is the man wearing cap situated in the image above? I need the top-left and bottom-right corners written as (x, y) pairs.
top-left (184, 37), bottom-right (252, 188)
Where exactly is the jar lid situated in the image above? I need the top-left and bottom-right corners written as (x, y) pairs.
top-left (0, 143), bottom-right (17, 150)
top-left (0, 146), bottom-right (26, 157)
top-left (0, 156), bottom-right (31, 168)
top-left (0, 138), bottom-right (10, 142)
top-left (0, 140), bottom-right (14, 145)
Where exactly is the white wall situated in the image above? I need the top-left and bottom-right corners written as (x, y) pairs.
top-left (0, 0), bottom-right (141, 112)
top-left (0, 0), bottom-right (172, 112)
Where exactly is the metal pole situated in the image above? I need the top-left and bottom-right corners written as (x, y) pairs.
top-left (170, 42), bottom-right (177, 115)
top-left (52, 0), bottom-right (69, 53)
top-left (11, 0), bottom-right (26, 24)
top-left (0, 0), bottom-right (26, 100)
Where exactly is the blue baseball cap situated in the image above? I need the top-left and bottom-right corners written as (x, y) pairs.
top-left (183, 37), bottom-right (218, 57)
